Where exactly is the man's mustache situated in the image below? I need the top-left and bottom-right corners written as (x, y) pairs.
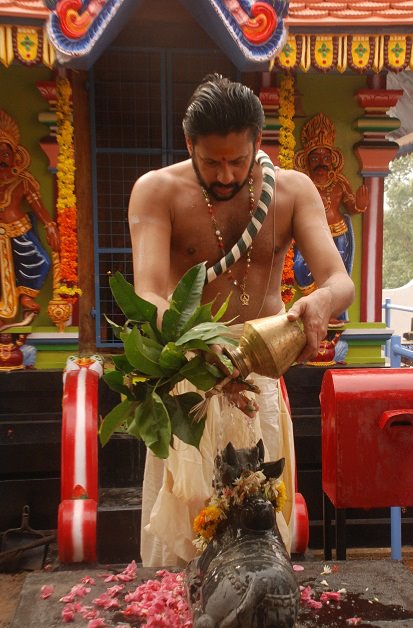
top-left (314, 165), bottom-right (329, 172)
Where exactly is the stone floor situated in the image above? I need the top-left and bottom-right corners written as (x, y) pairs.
top-left (1, 547), bottom-right (413, 627)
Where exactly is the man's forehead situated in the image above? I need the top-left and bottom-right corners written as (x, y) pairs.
top-left (195, 135), bottom-right (253, 161)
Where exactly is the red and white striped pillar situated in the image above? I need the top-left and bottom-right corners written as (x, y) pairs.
top-left (353, 80), bottom-right (403, 322)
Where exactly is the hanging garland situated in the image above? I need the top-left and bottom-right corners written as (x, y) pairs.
top-left (55, 75), bottom-right (82, 302)
top-left (279, 73), bottom-right (296, 304)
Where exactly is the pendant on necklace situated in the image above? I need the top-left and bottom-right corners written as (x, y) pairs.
top-left (239, 292), bottom-right (250, 306)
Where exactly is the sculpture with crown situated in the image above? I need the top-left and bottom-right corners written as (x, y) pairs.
top-left (0, 109), bottom-right (61, 366)
top-left (293, 112), bottom-right (369, 325)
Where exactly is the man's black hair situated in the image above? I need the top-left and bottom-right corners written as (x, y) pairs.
top-left (182, 73), bottom-right (264, 143)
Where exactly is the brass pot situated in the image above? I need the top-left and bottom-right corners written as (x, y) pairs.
top-left (225, 314), bottom-right (306, 379)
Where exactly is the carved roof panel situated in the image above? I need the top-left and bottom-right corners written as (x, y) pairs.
top-left (287, 0), bottom-right (413, 24)
top-left (0, 0), bottom-right (48, 18)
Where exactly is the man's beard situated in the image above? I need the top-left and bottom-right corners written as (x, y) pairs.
top-left (192, 152), bottom-right (256, 202)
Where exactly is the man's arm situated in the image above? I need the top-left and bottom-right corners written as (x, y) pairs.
top-left (286, 171), bottom-right (355, 362)
top-left (128, 170), bottom-right (173, 326)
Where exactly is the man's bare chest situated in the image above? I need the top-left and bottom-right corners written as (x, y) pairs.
top-left (171, 202), bottom-right (283, 267)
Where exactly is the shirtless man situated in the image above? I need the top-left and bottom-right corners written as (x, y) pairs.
top-left (128, 74), bottom-right (354, 567)
top-left (0, 109), bottom-right (59, 326)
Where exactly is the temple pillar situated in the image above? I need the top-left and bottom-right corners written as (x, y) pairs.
top-left (353, 80), bottom-right (403, 322)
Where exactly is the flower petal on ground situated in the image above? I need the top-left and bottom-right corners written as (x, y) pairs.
top-left (293, 564), bottom-right (304, 572)
top-left (40, 584), bottom-right (54, 599)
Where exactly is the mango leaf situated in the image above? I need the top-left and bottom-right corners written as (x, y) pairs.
top-left (111, 353), bottom-right (135, 374)
top-left (159, 342), bottom-right (187, 374)
top-left (141, 321), bottom-right (160, 342)
top-left (161, 263), bottom-right (206, 341)
top-left (175, 322), bottom-right (235, 347)
top-left (163, 392), bottom-right (206, 449)
top-left (204, 362), bottom-right (223, 378)
top-left (202, 335), bottom-right (238, 347)
top-left (179, 355), bottom-right (219, 391)
top-left (104, 314), bottom-right (124, 339)
top-left (103, 369), bottom-right (133, 398)
top-left (214, 352), bottom-right (235, 374)
top-left (99, 398), bottom-right (136, 446)
top-left (128, 391), bottom-right (171, 459)
top-left (212, 292), bottom-right (232, 322)
top-left (121, 326), bottom-right (165, 376)
top-left (130, 378), bottom-right (151, 402)
top-left (178, 302), bottom-right (213, 336)
top-left (110, 272), bottom-right (158, 335)
top-left (175, 339), bottom-right (211, 352)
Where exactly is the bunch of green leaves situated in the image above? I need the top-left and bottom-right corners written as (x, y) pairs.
top-left (99, 263), bottom-right (237, 459)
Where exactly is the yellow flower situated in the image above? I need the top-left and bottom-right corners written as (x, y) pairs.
top-left (193, 505), bottom-right (226, 540)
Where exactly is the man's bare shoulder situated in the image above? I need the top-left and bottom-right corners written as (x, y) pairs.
top-left (277, 167), bottom-right (312, 188)
top-left (133, 159), bottom-right (193, 197)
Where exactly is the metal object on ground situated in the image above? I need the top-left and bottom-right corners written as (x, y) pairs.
top-left (0, 505), bottom-right (54, 571)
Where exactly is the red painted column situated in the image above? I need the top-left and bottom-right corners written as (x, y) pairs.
top-left (353, 83), bottom-right (403, 321)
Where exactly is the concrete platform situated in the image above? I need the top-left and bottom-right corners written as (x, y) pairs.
top-left (10, 559), bottom-right (413, 627)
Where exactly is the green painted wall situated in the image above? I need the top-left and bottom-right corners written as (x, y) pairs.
top-left (294, 73), bottom-right (368, 324)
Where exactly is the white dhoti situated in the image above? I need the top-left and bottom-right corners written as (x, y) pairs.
top-left (140, 367), bottom-right (296, 567)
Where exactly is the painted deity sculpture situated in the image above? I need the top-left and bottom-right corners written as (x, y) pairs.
top-left (294, 112), bottom-right (369, 323)
top-left (186, 440), bottom-right (299, 628)
top-left (0, 109), bottom-right (59, 330)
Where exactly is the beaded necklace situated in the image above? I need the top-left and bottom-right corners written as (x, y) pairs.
top-left (202, 176), bottom-right (254, 306)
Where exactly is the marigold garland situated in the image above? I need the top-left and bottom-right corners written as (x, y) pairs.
top-left (55, 76), bottom-right (82, 301)
top-left (279, 73), bottom-right (296, 304)
top-left (193, 470), bottom-right (286, 552)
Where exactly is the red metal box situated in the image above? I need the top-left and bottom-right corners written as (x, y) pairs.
top-left (320, 368), bottom-right (413, 509)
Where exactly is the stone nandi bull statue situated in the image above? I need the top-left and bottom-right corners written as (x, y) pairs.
top-left (186, 439), bottom-right (299, 627)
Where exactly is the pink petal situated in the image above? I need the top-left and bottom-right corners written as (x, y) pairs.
top-left (59, 593), bottom-right (76, 604)
top-left (81, 576), bottom-right (96, 585)
top-left (102, 573), bottom-right (119, 582)
top-left (293, 564), bottom-right (304, 572)
top-left (81, 608), bottom-right (100, 620)
top-left (92, 593), bottom-right (120, 609)
top-left (71, 584), bottom-right (91, 598)
top-left (106, 584), bottom-right (125, 597)
top-left (346, 618), bottom-right (362, 625)
top-left (40, 584), bottom-right (54, 599)
top-left (62, 603), bottom-right (82, 623)
top-left (61, 608), bottom-right (75, 622)
top-left (320, 591), bottom-right (341, 602)
top-left (87, 619), bottom-right (108, 628)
